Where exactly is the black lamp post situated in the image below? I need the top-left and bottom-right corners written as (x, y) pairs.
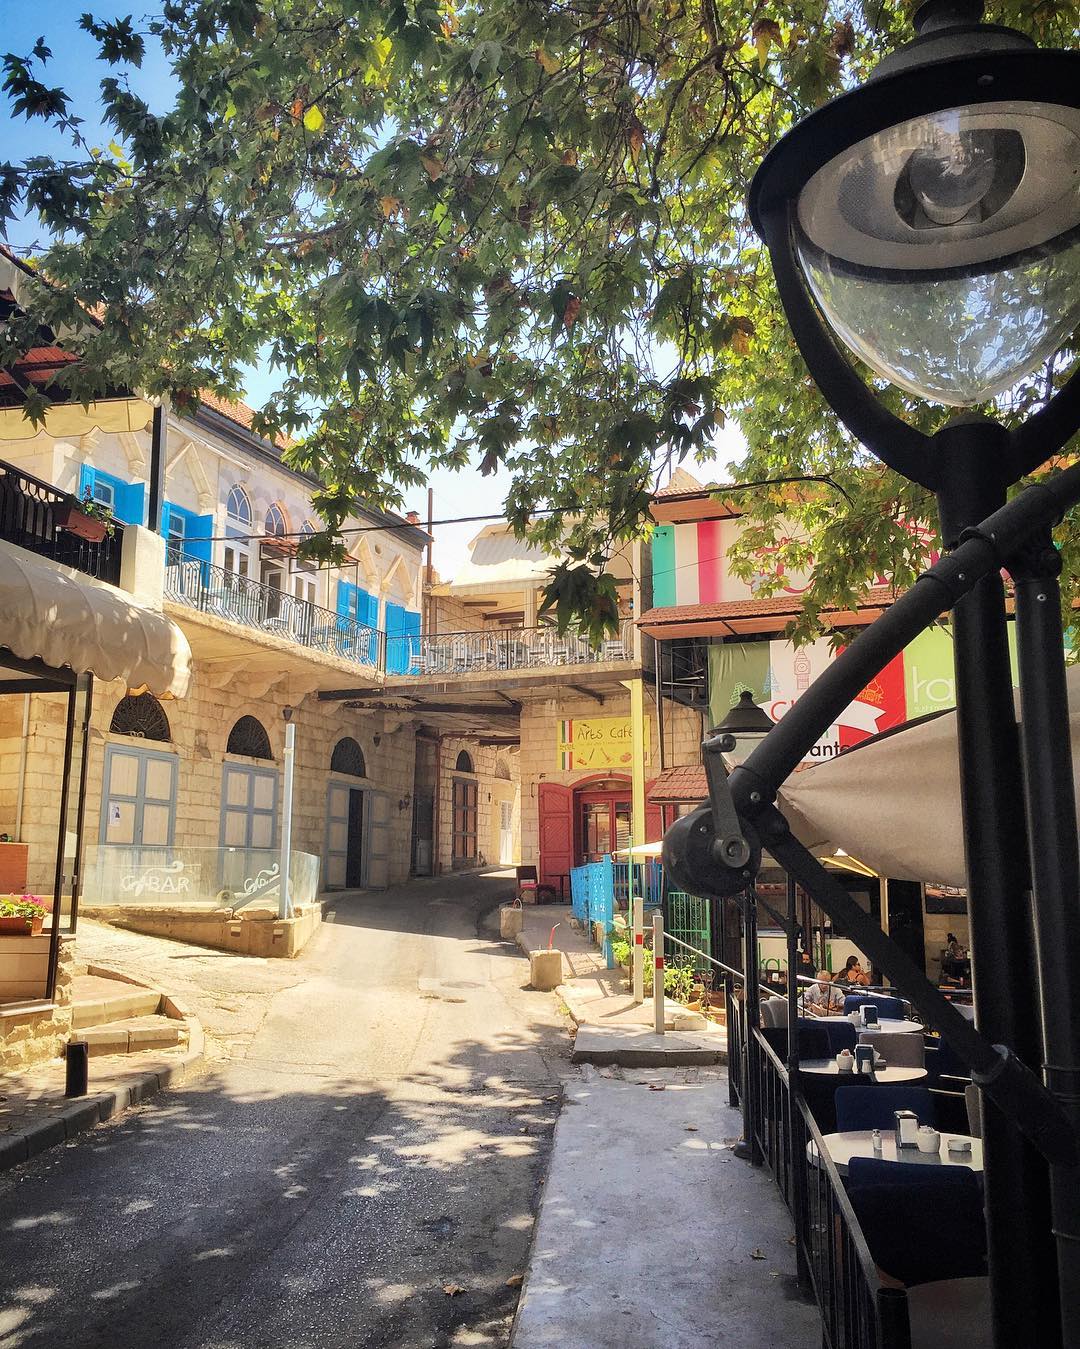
top-left (748, 3), bottom-right (1080, 1345)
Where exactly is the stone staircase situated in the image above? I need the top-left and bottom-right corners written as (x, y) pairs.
top-left (69, 974), bottom-right (188, 1057)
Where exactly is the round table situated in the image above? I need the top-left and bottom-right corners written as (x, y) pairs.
top-left (815, 1016), bottom-right (924, 1035)
top-left (811, 1130), bottom-right (983, 1175)
top-left (797, 1059), bottom-right (927, 1083)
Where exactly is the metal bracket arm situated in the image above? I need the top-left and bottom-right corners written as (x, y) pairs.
top-left (757, 806), bottom-right (1077, 1167)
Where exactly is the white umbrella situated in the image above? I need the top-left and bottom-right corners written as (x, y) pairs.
top-left (776, 664), bottom-right (1080, 889)
top-left (612, 841), bottom-right (665, 858)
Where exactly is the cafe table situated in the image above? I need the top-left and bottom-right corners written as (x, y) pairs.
top-left (815, 1015), bottom-right (924, 1035)
top-left (810, 1130), bottom-right (983, 1175)
top-left (797, 1059), bottom-right (927, 1083)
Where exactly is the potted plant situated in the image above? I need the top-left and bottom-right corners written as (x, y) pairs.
top-left (0, 897), bottom-right (46, 935)
top-left (56, 488), bottom-right (116, 543)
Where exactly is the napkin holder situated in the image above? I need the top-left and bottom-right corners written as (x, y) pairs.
top-left (894, 1109), bottom-right (920, 1150)
top-left (854, 1044), bottom-right (875, 1076)
top-left (860, 1003), bottom-right (880, 1028)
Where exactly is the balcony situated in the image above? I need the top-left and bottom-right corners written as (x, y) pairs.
top-left (0, 458), bottom-right (124, 585)
top-left (164, 556), bottom-right (382, 669)
top-left (388, 620), bottom-right (636, 677)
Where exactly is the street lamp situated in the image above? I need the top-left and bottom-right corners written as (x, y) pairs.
top-left (749, 2), bottom-right (1080, 1344)
top-left (709, 689), bottom-right (773, 764)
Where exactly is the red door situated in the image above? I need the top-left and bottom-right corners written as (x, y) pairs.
top-left (645, 779), bottom-right (663, 845)
top-left (538, 782), bottom-right (573, 891)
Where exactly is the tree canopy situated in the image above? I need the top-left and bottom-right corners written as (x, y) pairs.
top-left (2, 1), bottom-right (1077, 640)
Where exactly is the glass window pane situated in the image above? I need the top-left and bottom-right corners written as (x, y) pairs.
top-left (250, 814), bottom-right (274, 848)
top-left (109, 752), bottom-right (139, 797)
top-left (141, 804), bottom-right (171, 846)
top-left (144, 758), bottom-right (175, 802)
top-left (105, 800), bottom-right (135, 845)
top-left (224, 810), bottom-right (247, 846)
top-left (226, 770), bottom-right (250, 807)
top-left (252, 773), bottom-right (276, 810)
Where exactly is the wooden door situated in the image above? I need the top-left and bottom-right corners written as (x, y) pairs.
top-left (538, 782), bottom-right (573, 890)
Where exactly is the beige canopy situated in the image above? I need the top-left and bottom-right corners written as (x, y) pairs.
top-left (0, 399), bottom-right (154, 442)
top-left (0, 539), bottom-right (191, 697)
top-left (777, 666), bottom-right (1080, 889)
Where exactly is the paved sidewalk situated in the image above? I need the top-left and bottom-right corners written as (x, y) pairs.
top-left (511, 1069), bottom-right (818, 1348)
top-left (517, 904), bottom-right (726, 1063)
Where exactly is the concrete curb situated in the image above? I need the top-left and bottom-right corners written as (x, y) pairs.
top-left (0, 973), bottom-right (207, 1176)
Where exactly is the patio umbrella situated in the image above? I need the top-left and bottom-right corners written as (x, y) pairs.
top-left (776, 665), bottom-right (1080, 889)
top-left (612, 841), bottom-right (665, 858)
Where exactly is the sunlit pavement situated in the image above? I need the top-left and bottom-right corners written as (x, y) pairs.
top-left (0, 872), bottom-right (571, 1348)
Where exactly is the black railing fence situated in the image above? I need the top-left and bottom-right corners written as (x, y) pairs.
top-left (0, 459), bottom-right (124, 584)
top-left (165, 555), bottom-right (383, 668)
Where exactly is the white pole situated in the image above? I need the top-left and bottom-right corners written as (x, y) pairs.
top-left (632, 895), bottom-right (644, 1004)
top-left (653, 910), bottom-right (665, 1035)
top-left (280, 719), bottom-right (295, 919)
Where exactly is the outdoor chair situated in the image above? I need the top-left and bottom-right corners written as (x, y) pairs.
top-left (794, 1021), bottom-right (834, 1061)
top-left (835, 1084), bottom-right (937, 1132)
top-left (848, 1172), bottom-right (986, 1287)
top-left (796, 1018), bottom-right (856, 1055)
top-left (761, 996), bottom-right (789, 1028)
top-left (515, 866), bottom-right (539, 903)
top-left (846, 1157), bottom-right (980, 1193)
top-left (843, 993), bottom-right (906, 1020)
top-left (925, 1037), bottom-right (972, 1086)
top-left (858, 1030), bottom-right (925, 1069)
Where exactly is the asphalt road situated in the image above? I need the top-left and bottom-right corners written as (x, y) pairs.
top-left (0, 874), bottom-right (570, 1348)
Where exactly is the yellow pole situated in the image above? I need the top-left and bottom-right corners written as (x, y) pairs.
top-left (629, 677), bottom-right (646, 849)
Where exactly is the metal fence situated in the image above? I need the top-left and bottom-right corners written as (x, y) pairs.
top-left (406, 620), bottom-right (635, 676)
top-left (0, 457), bottom-right (124, 584)
top-left (165, 556), bottom-right (382, 667)
top-left (667, 890), bottom-right (712, 971)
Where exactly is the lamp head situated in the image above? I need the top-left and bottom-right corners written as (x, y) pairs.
top-left (750, 4), bottom-right (1080, 409)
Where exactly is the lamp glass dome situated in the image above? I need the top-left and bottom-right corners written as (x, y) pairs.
top-left (795, 100), bottom-right (1080, 407)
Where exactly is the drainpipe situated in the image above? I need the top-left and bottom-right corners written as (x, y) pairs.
top-left (280, 711), bottom-right (296, 918)
top-left (14, 693), bottom-right (30, 840)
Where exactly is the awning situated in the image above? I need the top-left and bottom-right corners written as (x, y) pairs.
top-left (0, 539), bottom-right (191, 697)
top-left (777, 666), bottom-right (1080, 889)
top-left (648, 764), bottom-right (707, 804)
top-left (0, 399), bottom-right (153, 441)
top-left (613, 841), bottom-right (665, 858)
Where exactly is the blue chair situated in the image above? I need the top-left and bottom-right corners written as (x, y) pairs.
top-left (846, 1156), bottom-right (980, 1192)
top-left (844, 993), bottom-right (905, 1020)
top-left (926, 1036), bottom-right (972, 1085)
top-left (794, 1022), bottom-right (832, 1060)
top-left (849, 1173), bottom-right (986, 1286)
top-left (835, 1084), bottom-right (937, 1131)
top-left (818, 1020), bottom-right (857, 1055)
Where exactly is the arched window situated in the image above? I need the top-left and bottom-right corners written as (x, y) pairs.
top-left (494, 757), bottom-right (512, 781)
top-left (455, 750), bottom-right (474, 774)
top-left (330, 737), bottom-right (366, 778)
top-left (109, 692), bottom-right (170, 742)
top-left (226, 485), bottom-right (251, 525)
top-left (265, 503), bottom-right (288, 537)
top-left (226, 716), bottom-right (273, 760)
top-left (300, 520), bottom-right (317, 538)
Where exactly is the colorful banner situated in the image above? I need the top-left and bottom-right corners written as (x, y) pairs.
top-left (707, 625), bottom-right (1013, 763)
top-left (556, 716), bottom-right (651, 771)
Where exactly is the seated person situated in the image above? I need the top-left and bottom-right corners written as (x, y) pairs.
top-left (835, 955), bottom-right (870, 987)
top-left (800, 969), bottom-right (846, 1017)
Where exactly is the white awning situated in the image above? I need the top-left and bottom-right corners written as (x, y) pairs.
top-left (777, 666), bottom-right (1080, 889)
top-left (0, 539), bottom-right (191, 697)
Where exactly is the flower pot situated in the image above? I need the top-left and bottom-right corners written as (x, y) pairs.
top-left (30, 915), bottom-right (43, 935)
top-left (0, 916), bottom-right (32, 934)
top-left (56, 505), bottom-right (108, 543)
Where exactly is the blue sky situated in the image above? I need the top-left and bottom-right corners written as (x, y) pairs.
top-left (3, 4), bottom-right (742, 578)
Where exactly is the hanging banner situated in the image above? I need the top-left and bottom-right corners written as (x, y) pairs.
top-left (556, 716), bottom-right (651, 771)
top-left (707, 625), bottom-right (990, 764)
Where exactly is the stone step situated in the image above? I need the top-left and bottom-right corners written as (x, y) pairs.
top-left (71, 974), bottom-right (161, 1029)
top-left (70, 1014), bottom-right (187, 1057)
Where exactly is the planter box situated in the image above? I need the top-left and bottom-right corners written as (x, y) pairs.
top-left (56, 504), bottom-right (109, 542)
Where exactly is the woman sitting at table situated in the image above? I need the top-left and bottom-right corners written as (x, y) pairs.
top-left (834, 955), bottom-right (870, 988)
top-left (800, 970), bottom-right (846, 1017)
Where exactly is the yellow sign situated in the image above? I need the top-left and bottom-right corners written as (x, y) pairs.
top-left (556, 716), bottom-right (650, 771)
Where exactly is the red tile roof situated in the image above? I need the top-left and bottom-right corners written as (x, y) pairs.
top-left (197, 389), bottom-right (295, 452)
top-left (648, 765), bottom-right (707, 804)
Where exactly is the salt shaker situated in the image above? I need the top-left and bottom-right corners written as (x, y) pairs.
top-left (872, 1129), bottom-right (883, 1153)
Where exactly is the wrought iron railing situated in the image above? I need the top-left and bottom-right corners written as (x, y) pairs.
top-left (164, 554), bottom-right (382, 667)
top-left (394, 619), bottom-right (636, 677)
top-left (0, 458), bottom-right (124, 584)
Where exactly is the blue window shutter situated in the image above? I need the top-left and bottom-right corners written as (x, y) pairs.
top-left (404, 609), bottom-right (421, 674)
top-left (385, 602), bottom-right (406, 674)
top-left (336, 580), bottom-right (356, 617)
top-left (120, 480), bottom-right (146, 526)
top-left (78, 463), bottom-right (95, 501)
top-left (161, 502), bottom-right (173, 542)
top-left (185, 513), bottom-right (213, 565)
